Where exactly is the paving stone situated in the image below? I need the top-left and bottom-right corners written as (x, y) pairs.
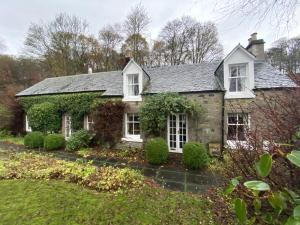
top-left (157, 170), bottom-right (185, 183)
top-left (142, 168), bottom-right (157, 178)
top-left (186, 173), bottom-right (216, 185)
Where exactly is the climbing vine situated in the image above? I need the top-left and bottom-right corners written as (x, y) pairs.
top-left (19, 92), bottom-right (102, 131)
top-left (140, 92), bottom-right (204, 137)
top-left (91, 99), bottom-right (125, 148)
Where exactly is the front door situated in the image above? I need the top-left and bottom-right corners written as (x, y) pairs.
top-left (168, 113), bottom-right (188, 153)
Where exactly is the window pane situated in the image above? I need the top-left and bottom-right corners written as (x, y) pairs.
top-left (229, 78), bottom-right (237, 92)
top-left (228, 114), bottom-right (237, 124)
top-left (133, 74), bottom-right (139, 83)
top-left (230, 66), bottom-right (237, 77)
top-left (238, 65), bottom-right (246, 77)
top-left (128, 123), bottom-right (134, 135)
top-left (227, 125), bottom-right (236, 140)
top-left (134, 84), bottom-right (139, 96)
top-left (237, 125), bottom-right (246, 140)
top-left (237, 77), bottom-right (246, 91)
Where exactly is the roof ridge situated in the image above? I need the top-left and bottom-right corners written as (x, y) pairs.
top-left (144, 61), bottom-right (221, 70)
top-left (45, 70), bottom-right (122, 80)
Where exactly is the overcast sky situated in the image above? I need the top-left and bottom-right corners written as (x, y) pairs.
top-left (0, 0), bottom-right (299, 56)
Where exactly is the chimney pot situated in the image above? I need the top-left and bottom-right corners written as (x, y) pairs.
top-left (251, 32), bottom-right (257, 40)
top-left (88, 67), bottom-right (92, 74)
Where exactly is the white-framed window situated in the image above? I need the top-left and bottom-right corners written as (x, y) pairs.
top-left (65, 114), bottom-right (72, 139)
top-left (122, 113), bottom-right (142, 142)
top-left (227, 113), bottom-right (249, 141)
top-left (25, 115), bottom-right (32, 132)
top-left (127, 74), bottom-right (139, 96)
top-left (85, 115), bottom-right (94, 131)
top-left (229, 64), bottom-right (247, 92)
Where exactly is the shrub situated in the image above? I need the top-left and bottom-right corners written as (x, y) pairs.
top-left (44, 134), bottom-right (65, 150)
top-left (183, 142), bottom-right (209, 169)
top-left (24, 132), bottom-right (44, 149)
top-left (27, 102), bottom-right (60, 133)
top-left (145, 138), bottom-right (168, 164)
top-left (66, 130), bottom-right (92, 151)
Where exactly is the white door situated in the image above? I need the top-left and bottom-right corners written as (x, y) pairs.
top-left (168, 113), bottom-right (188, 153)
top-left (65, 114), bottom-right (72, 139)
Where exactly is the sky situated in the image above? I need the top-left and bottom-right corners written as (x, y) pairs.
top-left (0, 0), bottom-right (299, 56)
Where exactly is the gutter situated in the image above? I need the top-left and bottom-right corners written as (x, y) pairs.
top-left (221, 90), bottom-right (225, 156)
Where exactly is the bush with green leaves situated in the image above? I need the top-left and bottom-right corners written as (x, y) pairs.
top-left (44, 134), bottom-right (65, 150)
top-left (183, 142), bottom-right (209, 169)
top-left (145, 137), bottom-right (168, 164)
top-left (24, 131), bottom-right (44, 149)
top-left (27, 102), bottom-right (60, 133)
top-left (226, 150), bottom-right (300, 224)
top-left (66, 130), bottom-right (92, 151)
top-left (140, 93), bottom-right (204, 136)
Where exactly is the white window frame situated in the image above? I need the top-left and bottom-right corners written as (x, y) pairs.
top-left (229, 64), bottom-right (248, 93)
top-left (64, 114), bottom-right (72, 139)
top-left (122, 113), bottom-right (142, 142)
top-left (85, 115), bottom-right (94, 131)
top-left (25, 115), bottom-right (32, 132)
top-left (226, 113), bottom-right (250, 148)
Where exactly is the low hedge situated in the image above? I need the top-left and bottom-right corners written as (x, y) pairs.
top-left (145, 137), bottom-right (168, 165)
top-left (183, 142), bottom-right (209, 169)
top-left (24, 132), bottom-right (44, 149)
top-left (44, 134), bottom-right (65, 150)
top-left (66, 130), bottom-right (92, 151)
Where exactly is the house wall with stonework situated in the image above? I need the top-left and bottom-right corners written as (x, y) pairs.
top-left (223, 89), bottom-right (293, 143)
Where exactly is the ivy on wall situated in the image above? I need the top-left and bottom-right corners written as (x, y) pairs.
top-left (27, 102), bottom-right (60, 133)
top-left (19, 92), bottom-right (103, 131)
top-left (91, 99), bottom-right (125, 148)
top-left (140, 92), bottom-right (204, 137)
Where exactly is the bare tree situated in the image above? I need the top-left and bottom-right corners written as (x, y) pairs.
top-left (124, 3), bottom-right (150, 36)
top-left (158, 16), bottom-right (223, 65)
top-left (24, 13), bottom-right (97, 76)
top-left (266, 36), bottom-right (300, 73)
top-left (99, 24), bottom-right (123, 71)
top-left (149, 40), bottom-right (168, 67)
top-left (217, 0), bottom-right (299, 29)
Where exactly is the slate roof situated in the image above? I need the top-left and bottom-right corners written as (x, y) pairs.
top-left (16, 61), bottom-right (296, 97)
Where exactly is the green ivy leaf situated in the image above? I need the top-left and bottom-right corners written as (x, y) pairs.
top-left (287, 151), bottom-right (300, 168)
top-left (244, 180), bottom-right (270, 191)
top-left (268, 191), bottom-right (287, 215)
top-left (255, 153), bottom-right (272, 178)
top-left (294, 205), bottom-right (300, 220)
top-left (224, 177), bottom-right (239, 195)
top-left (234, 198), bottom-right (247, 224)
top-left (285, 216), bottom-right (300, 225)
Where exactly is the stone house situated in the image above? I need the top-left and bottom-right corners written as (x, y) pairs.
top-left (16, 33), bottom-right (296, 153)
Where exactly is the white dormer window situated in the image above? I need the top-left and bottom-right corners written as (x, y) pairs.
top-left (229, 64), bottom-right (247, 92)
top-left (127, 74), bottom-right (139, 96)
top-left (123, 59), bottom-right (143, 102)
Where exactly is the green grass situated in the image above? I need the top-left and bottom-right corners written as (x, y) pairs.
top-left (0, 135), bottom-right (24, 145)
top-left (0, 180), bottom-right (215, 225)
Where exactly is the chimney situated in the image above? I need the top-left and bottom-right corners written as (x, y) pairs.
top-left (88, 67), bottom-right (93, 74)
top-left (246, 32), bottom-right (265, 60)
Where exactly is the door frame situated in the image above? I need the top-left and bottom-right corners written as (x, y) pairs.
top-left (167, 113), bottom-right (188, 153)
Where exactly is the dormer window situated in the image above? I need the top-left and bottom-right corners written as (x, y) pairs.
top-left (127, 74), bottom-right (139, 96)
top-left (229, 64), bottom-right (247, 92)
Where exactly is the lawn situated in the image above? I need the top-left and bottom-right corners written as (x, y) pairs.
top-left (0, 179), bottom-right (215, 225)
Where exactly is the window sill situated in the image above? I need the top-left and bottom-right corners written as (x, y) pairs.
top-left (122, 96), bottom-right (142, 102)
top-left (122, 136), bottom-right (143, 143)
top-left (225, 91), bottom-right (255, 99)
top-left (226, 140), bottom-right (248, 149)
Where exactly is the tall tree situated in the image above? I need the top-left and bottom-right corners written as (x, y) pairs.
top-left (24, 13), bottom-right (98, 76)
top-left (123, 4), bottom-right (150, 63)
top-left (266, 36), bottom-right (300, 74)
top-left (121, 34), bottom-right (149, 65)
top-left (158, 16), bottom-right (223, 65)
top-left (149, 40), bottom-right (168, 67)
top-left (99, 24), bottom-right (123, 71)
